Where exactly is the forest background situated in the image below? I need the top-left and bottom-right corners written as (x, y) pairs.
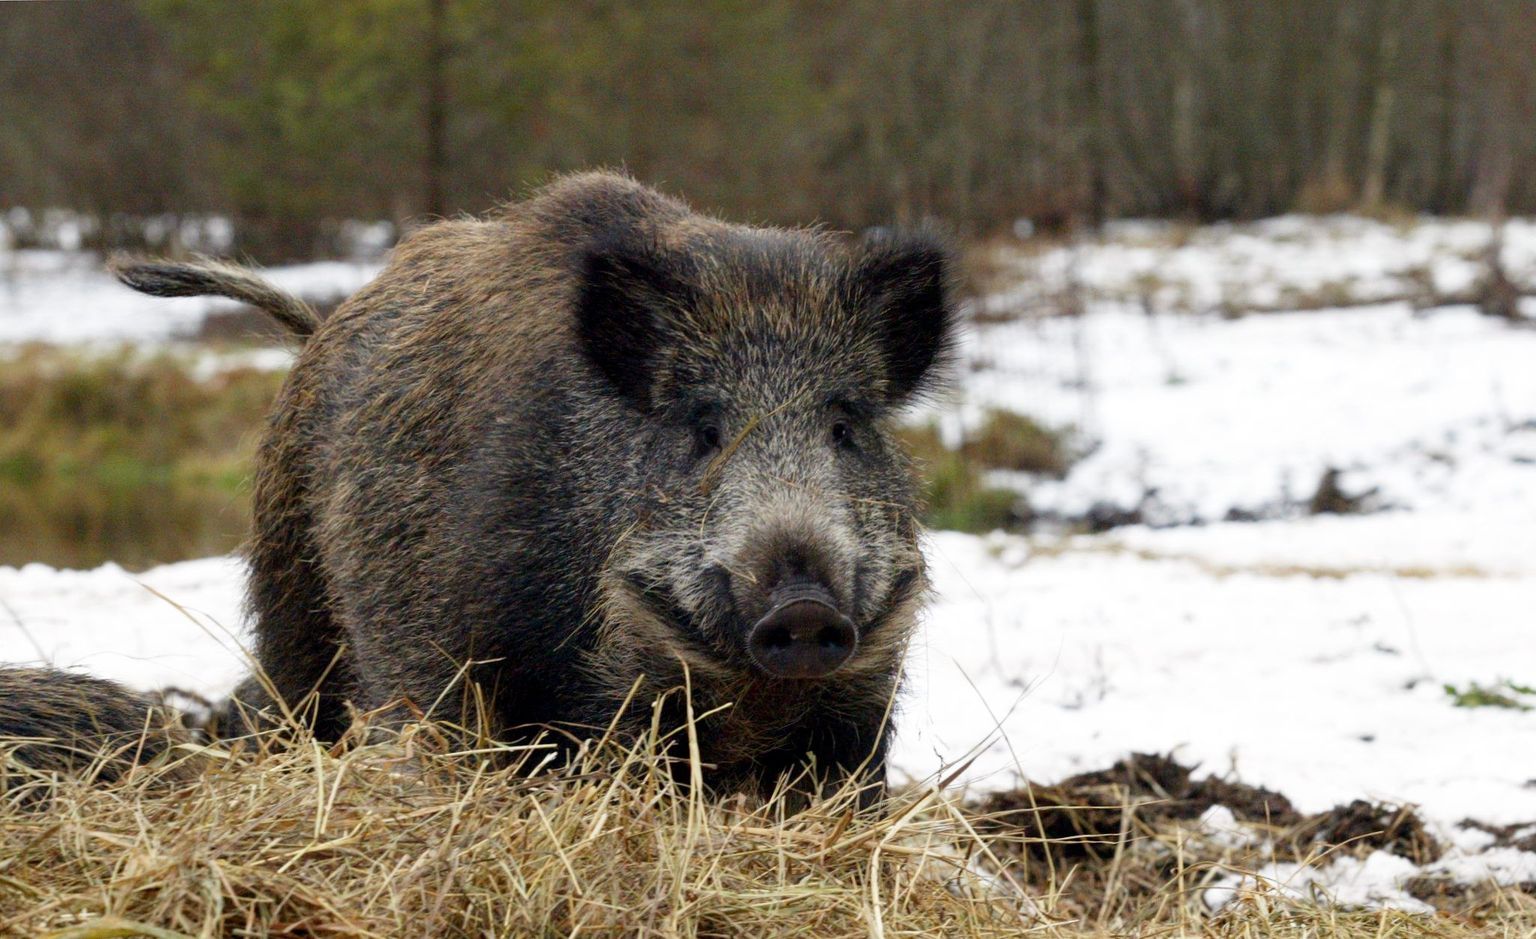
top-left (4, 0), bottom-right (1532, 261)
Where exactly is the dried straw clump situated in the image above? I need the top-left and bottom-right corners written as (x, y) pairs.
top-left (3, 717), bottom-right (1534, 939)
top-left (1, 711), bottom-right (1031, 938)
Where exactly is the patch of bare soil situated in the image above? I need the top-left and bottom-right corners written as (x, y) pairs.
top-left (971, 753), bottom-right (1470, 921)
top-left (1293, 799), bottom-right (1441, 863)
top-left (1458, 818), bottom-right (1536, 853)
top-left (975, 753), bottom-right (1302, 862)
top-left (1402, 819), bottom-right (1536, 906)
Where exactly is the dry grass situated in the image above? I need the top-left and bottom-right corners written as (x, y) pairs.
top-left (3, 712), bottom-right (1532, 938)
top-left (898, 423), bottom-right (1023, 535)
top-left (959, 410), bottom-right (1075, 479)
top-left (2, 710), bottom-right (1033, 938)
top-left (0, 349), bottom-right (1082, 564)
top-left (0, 345), bottom-right (283, 570)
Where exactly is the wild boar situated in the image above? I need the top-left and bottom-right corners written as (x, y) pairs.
top-left (113, 172), bottom-right (955, 797)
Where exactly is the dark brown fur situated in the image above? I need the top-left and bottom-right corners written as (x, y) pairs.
top-left (0, 667), bottom-right (189, 789)
top-left (118, 173), bottom-right (956, 797)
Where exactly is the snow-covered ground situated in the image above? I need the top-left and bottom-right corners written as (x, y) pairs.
top-left (954, 303), bottom-right (1536, 530)
top-left (2, 214), bottom-right (1533, 909)
top-left (984, 214), bottom-right (1536, 318)
top-left (0, 557), bottom-right (247, 698)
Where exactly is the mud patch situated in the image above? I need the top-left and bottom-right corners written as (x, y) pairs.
top-left (1406, 875), bottom-right (1536, 906)
top-left (972, 753), bottom-right (1446, 906)
top-left (975, 753), bottom-right (1304, 867)
top-left (1459, 818), bottom-right (1536, 853)
top-left (1308, 466), bottom-right (1383, 516)
top-left (1293, 799), bottom-right (1440, 863)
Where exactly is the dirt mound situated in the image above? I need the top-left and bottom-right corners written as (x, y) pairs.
top-left (974, 753), bottom-right (1441, 871)
top-left (1295, 799), bottom-right (1440, 863)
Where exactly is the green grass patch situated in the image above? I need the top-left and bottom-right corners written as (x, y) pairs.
top-left (0, 346), bottom-right (284, 570)
top-left (960, 408), bottom-right (1075, 478)
top-left (900, 424), bottom-right (1019, 533)
top-left (1443, 679), bottom-right (1536, 712)
top-left (900, 410), bottom-right (1076, 534)
top-left (0, 352), bottom-right (1074, 563)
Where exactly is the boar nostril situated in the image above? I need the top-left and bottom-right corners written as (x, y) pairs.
top-left (746, 584), bottom-right (857, 679)
top-left (757, 625), bottom-right (793, 652)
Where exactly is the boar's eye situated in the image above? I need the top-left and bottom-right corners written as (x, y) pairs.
top-left (830, 419), bottom-right (855, 449)
top-left (695, 422), bottom-right (723, 456)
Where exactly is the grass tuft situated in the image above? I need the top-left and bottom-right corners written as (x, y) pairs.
top-left (2, 712), bottom-right (1035, 938)
top-left (899, 424), bottom-right (1025, 534)
top-left (901, 411), bottom-right (1076, 534)
top-left (1443, 680), bottom-right (1535, 712)
top-left (2, 717), bottom-right (1530, 937)
top-left (960, 410), bottom-right (1075, 479)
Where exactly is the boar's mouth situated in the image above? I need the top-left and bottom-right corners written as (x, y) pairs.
top-left (848, 566), bottom-right (925, 660)
top-left (616, 565), bottom-right (923, 680)
top-left (618, 571), bottom-right (850, 680)
top-left (619, 572), bottom-right (735, 666)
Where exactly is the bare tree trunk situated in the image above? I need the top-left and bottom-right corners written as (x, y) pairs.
top-left (423, 0), bottom-right (449, 218)
top-left (1313, 4), bottom-right (1358, 211)
top-left (1360, 0), bottom-right (1401, 209)
top-left (1478, 211), bottom-right (1524, 321)
top-left (1075, 0), bottom-right (1105, 229)
top-left (948, 9), bottom-right (992, 232)
top-left (1173, 69), bottom-right (1198, 212)
top-left (1432, 0), bottom-right (1460, 213)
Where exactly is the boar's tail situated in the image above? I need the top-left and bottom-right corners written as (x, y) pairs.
top-left (109, 255), bottom-right (321, 340)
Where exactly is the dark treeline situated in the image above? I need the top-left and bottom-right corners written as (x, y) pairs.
top-left (3, 0), bottom-right (1534, 260)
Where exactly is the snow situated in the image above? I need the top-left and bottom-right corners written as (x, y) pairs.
top-left (1107, 511), bottom-right (1536, 580)
top-left (1205, 844), bottom-right (1536, 914)
top-left (949, 303), bottom-right (1536, 529)
top-left (1205, 850), bottom-right (1436, 913)
top-left (3, 208), bottom-right (236, 256)
top-left (897, 530), bottom-right (1536, 821)
top-left (983, 214), bottom-right (1536, 318)
top-left (2, 213), bottom-right (1534, 907)
top-left (0, 558), bottom-right (247, 697)
top-left (10, 531), bottom-right (1526, 827)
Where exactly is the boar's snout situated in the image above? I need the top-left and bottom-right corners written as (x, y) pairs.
top-left (746, 582), bottom-right (858, 679)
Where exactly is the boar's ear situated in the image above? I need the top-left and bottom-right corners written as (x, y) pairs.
top-left (575, 239), bottom-right (693, 410)
top-left (851, 231), bottom-right (956, 404)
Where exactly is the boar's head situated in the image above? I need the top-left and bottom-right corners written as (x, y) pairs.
top-left (581, 226), bottom-right (955, 690)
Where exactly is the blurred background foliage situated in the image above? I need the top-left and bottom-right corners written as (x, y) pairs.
top-left (0, 349), bottom-right (284, 568)
top-left (3, 0), bottom-right (1536, 261)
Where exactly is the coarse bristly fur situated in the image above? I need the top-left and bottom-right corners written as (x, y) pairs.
top-left (0, 667), bottom-right (190, 792)
top-left (107, 172), bottom-right (957, 800)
